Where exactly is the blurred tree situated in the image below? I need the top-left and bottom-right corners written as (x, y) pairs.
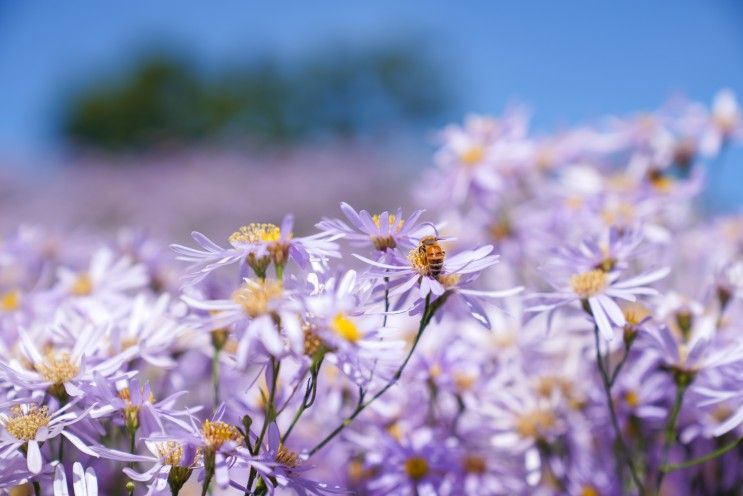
top-left (62, 43), bottom-right (450, 151)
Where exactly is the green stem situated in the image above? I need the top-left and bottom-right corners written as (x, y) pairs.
top-left (308, 292), bottom-right (449, 457)
top-left (33, 481), bottom-right (41, 496)
top-left (593, 325), bottom-right (645, 493)
top-left (661, 437), bottom-right (743, 473)
top-left (655, 382), bottom-right (689, 492)
top-left (245, 358), bottom-right (280, 495)
top-left (282, 355), bottom-right (324, 443)
top-left (200, 467), bottom-right (213, 496)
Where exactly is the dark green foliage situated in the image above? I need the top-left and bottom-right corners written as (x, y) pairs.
top-left (62, 43), bottom-right (450, 151)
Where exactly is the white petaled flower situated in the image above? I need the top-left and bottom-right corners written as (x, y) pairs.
top-left (182, 278), bottom-right (303, 358)
top-left (0, 322), bottom-right (138, 398)
top-left (0, 401), bottom-right (98, 474)
top-left (54, 462), bottom-right (98, 496)
top-left (529, 266), bottom-right (670, 341)
top-left (171, 214), bottom-right (341, 285)
top-left (55, 248), bottom-right (148, 306)
top-left (304, 270), bottom-right (405, 385)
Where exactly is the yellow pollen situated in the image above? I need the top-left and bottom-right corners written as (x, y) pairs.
top-left (437, 273), bottom-right (461, 288)
top-left (372, 214), bottom-right (404, 232)
top-left (275, 444), bottom-right (300, 468)
top-left (201, 420), bottom-right (243, 450)
top-left (2, 404), bottom-right (50, 441)
top-left (118, 386), bottom-right (156, 404)
top-left (229, 223), bottom-right (282, 244)
top-left (460, 146), bottom-right (485, 166)
top-left (581, 485), bottom-right (600, 496)
top-left (232, 280), bottom-right (283, 318)
top-left (331, 313), bottom-right (361, 343)
top-left (515, 409), bottom-right (556, 439)
top-left (624, 390), bottom-right (640, 408)
top-left (570, 270), bottom-right (608, 298)
top-left (408, 249), bottom-right (429, 276)
top-left (303, 324), bottom-right (324, 356)
top-left (156, 441), bottom-right (184, 466)
top-left (71, 273), bottom-right (93, 296)
top-left (35, 352), bottom-right (79, 385)
top-left (404, 456), bottom-right (429, 481)
top-left (0, 289), bottom-right (21, 312)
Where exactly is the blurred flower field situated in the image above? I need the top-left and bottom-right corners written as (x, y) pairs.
top-left (1, 90), bottom-right (743, 496)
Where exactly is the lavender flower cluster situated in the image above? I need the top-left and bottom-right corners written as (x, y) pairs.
top-left (1, 90), bottom-right (742, 496)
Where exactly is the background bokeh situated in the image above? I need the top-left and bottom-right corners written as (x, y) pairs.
top-left (1, 0), bottom-right (742, 238)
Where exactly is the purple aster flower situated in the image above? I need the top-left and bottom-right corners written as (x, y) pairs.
top-left (88, 375), bottom-right (193, 436)
top-left (171, 214), bottom-right (340, 285)
top-left (355, 235), bottom-right (521, 325)
top-left (529, 243), bottom-right (669, 340)
top-left (316, 202), bottom-right (425, 253)
top-left (355, 427), bottom-right (449, 495)
top-left (232, 423), bottom-right (343, 495)
top-left (53, 247), bottom-right (148, 306)
top-left (182, 278), bottom-right (303, 358)
top-left (303, 270), bottom-right (405, 385)
top-left (94, 439), bottom-right (202, 495)
top-left (0, 322), bottom-right (138, 399)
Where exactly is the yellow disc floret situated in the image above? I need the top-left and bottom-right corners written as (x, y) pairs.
top-left (331, 313), bottom-right (361, 343)
top-left (459, 146), bottom-right (485, 166)
top-left (201, 420), bottom-right (244, 450)
top-left (3, 404), bottom-right (50, 441)
top-left (229, 224), bottom-right (283, 244)
top-left (232, 280), bottom-right (283, 318)
top-left (36, 351), bottom-right (79, 385)
top-left (570, 270), bottom-right (608, 298)
top-left (404, 456), bottom-right (429, 481)
top-left (0, 289), bottom-right (21, 312)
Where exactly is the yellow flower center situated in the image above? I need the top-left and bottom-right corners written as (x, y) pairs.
top-left (275, 444), bottom-right (300, 468)
top-left (71, 273), bottom-right (93, 296)
top-left (302, 324), bottom-right (324, 356)
top-left (0, 289), bottom-right (21, 312)
top-left (35, 352), bottom-right (79, 385)
top-left (232, 280), bottom-right (283, 318)
top-left (404, 456), bottom-right (429, 481)
top-left (156, 441), bottom-right (184, 466)
top-left (331, 313), bottom-right (361, 343)
top-left (201, 420), bottom-right (243, 450)
top-left (2, 404), bottom-right (50, 441)
top-left (515, 409), bottom-right (556, 439)
top-left (229, 224), bottom-right (282, 244)
top-left (459, 146), bottom-right (485, 166)
top-left (370, 214), bottom-right (405, 251)
top-left (624, 390), bottom-right (640, 408)
top-left (581, 485), bottom-right (600, 496)
top-left (570, 270), bottom-right (608, 298)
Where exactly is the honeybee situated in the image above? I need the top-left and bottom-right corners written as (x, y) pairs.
top-left (418, 235), bottom-right (445, 277)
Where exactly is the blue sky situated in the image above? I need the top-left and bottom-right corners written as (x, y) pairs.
top-left (1, 0), bottom-right (742, 196)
